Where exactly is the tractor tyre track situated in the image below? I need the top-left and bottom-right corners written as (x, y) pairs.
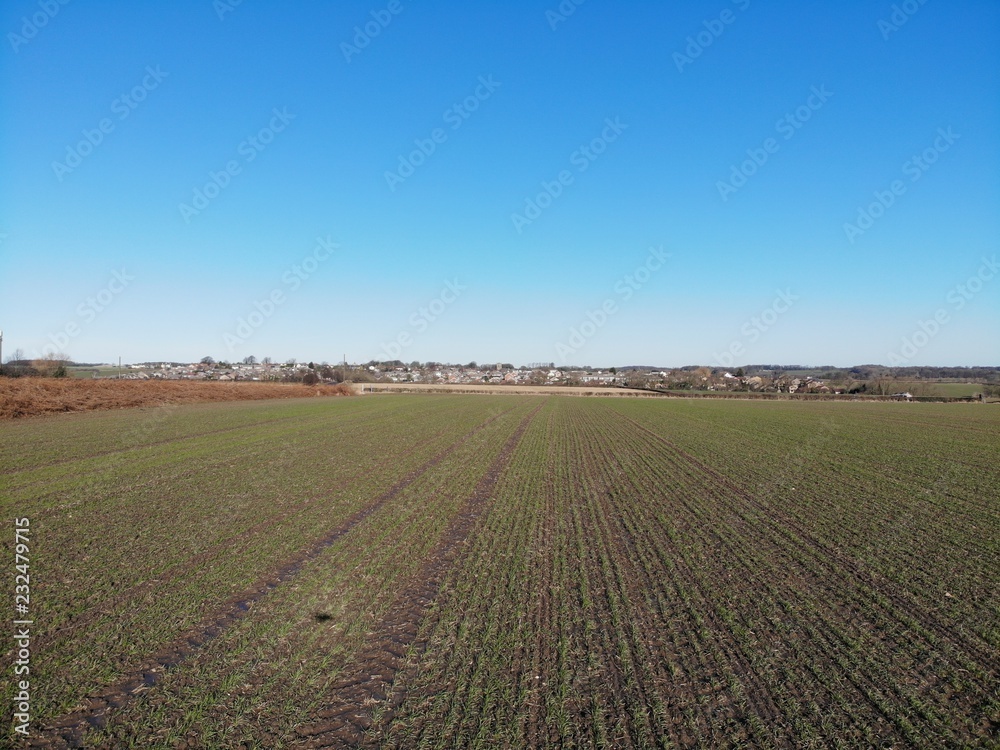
top-left (30, 407), bottom-right (518, 749)
top-left (292, 402), bottom-right (544, 749)
top-left (40, 425), bottom-right (453, 647)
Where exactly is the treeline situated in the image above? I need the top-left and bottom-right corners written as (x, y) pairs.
top-left (0, 358), bottom-right (69, 378)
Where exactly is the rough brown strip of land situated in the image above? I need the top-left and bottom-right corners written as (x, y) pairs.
top-left (0, 379), bottom-right (353, 419)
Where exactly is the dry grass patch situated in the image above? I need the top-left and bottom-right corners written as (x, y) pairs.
top-left (0, 378), bottom-right (353, 419)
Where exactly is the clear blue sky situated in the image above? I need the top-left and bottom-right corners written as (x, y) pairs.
top-left (1, 0), bottom-right (997, 367)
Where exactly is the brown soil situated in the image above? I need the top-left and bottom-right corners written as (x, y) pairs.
top-left (0, 378), bottom-right (353, 419)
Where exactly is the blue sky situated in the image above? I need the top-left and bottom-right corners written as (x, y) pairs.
top-left (1, 0), bottom-right (997, 367)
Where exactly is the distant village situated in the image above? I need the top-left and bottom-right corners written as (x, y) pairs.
top-left (76, 358), bottom-right (997, 398)
top-left (3, 354), bottom-right (996, 399)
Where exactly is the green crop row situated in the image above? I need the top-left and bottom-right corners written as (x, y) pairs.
top-left (3, 394), bottom-right (996, 748)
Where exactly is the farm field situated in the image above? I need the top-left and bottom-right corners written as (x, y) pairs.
top-left (892, 381), bottom-right (987, 398)
top-left (2, 395), bottom-right (998, 748)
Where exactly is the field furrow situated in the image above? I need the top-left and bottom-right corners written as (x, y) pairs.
top-left (4, 394), bottom-right (997, 748)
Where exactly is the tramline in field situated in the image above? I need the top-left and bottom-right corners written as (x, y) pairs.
top-left (2, 395), bottom-right (997, 748)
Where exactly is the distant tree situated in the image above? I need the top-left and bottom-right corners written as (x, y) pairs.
top-left (261, 356), bottom-right (272, 365)
top-left (243, 355), bottom-right (257, 365)
top-left (465, 361), bottom-right (477, 369)
top-left (610, 367), bottom-right (617, 375)
top-left (200, 356), bottom-right (215, 365)
top-left (1, 349), bottom-right (27, 377)
top-left (286, 358), bottom-right (297, 366)
top-left (302, 370), bottom-right (320, 386)
top-left (2, 349), bottom-right (17, 374)
top-left (870, 372), bottom-right (895, 396)
top-left (34, 352), bottom-right (70, 378)
top-left (735, 367), bottom-right (745, 377)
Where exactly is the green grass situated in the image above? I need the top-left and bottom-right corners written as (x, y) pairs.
top-left (2, 395), bottom-right (997, 748)
top-left (66, 365), bottom-right (123, 378)
top-left (893, 380), bottom-right (986, 397)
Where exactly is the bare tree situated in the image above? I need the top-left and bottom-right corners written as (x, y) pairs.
top-left (870, 371), bottom-right (896, 396)
top-left (1, 348), bottom-right (25, 376)
top-left (34, 351), bottom-right (70, 377)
